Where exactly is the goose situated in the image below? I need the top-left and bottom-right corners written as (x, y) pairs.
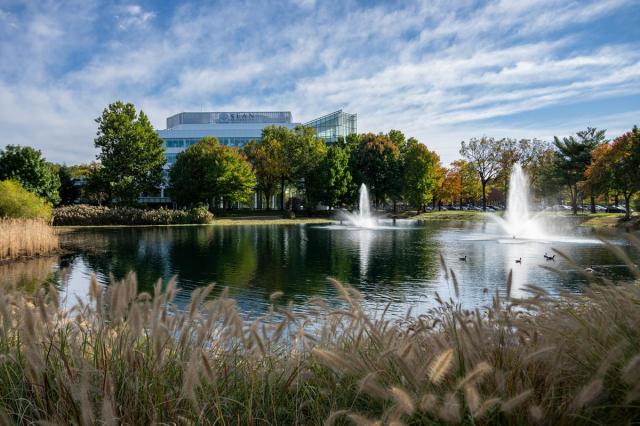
top-left (515, 257), bottom-right (522, 264)
top-left (584, 266), bottom-right (594, 273)
top-left (459, 255), bottom-right (467, 262)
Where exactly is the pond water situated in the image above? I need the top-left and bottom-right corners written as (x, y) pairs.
top-left (3, 219), bottom-right (639, 319)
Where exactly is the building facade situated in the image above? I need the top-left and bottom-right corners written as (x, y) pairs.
top-left (158, 111), bottom-right (298, 167)
top-left (151, 109), bottom-right (357, 206)
top-left (304, 110), bottom-right (357, 144)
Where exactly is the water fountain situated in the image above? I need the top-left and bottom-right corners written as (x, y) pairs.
top-left (492, 163), bottom-right (545, 239)
top-left (342, 184), bottom-right (377, 228)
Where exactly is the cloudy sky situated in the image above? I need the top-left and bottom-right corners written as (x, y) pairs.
top-left (1, 0), bottom-right (639, 165)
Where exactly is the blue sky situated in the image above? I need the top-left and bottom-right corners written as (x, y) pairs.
top-left (0, 0), bottom-right (639, 165)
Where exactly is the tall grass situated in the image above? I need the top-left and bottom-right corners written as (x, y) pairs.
top-left (0, 241), bottom-right (638, 424)
top-left (0, 219), bottom-right (59, 260)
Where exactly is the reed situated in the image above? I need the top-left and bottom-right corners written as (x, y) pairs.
top-left (0, 242), bottom-right (638, 424)
top-left (0, 218), bottom-right (59, 261)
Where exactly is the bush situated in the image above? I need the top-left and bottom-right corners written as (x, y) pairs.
top-left (52, 204), bottom-right (214, 226)
top-left (0, 180), bottom-right (52, 221)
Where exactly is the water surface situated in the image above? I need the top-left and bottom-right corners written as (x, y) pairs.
top-left (4, 220), bottom-right (638, 319)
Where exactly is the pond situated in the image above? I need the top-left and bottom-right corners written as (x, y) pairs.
top-left (3, 219), bottom-right (639, 319)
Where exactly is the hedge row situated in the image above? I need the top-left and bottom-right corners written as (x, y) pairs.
top-left (53, 205), bottom-right (214, 226)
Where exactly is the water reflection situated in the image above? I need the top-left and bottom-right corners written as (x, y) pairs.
top-left (2, 221), bottom-right (638, 319)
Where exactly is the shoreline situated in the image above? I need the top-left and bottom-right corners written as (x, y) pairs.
top-left (50, 211), bottom-right (640, 229)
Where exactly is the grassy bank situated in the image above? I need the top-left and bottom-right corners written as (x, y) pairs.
top-left (0, 219), bottom-right (59, 261)
top-left (577, 213), bottom-right (640, 229)
top-left (0, 246), bottom-right (639, 424)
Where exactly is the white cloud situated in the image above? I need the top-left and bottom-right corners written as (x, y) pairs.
top-left (0, 0), bottom-right (638, 165)
top-left (116, 4), bottom-right (155, 30)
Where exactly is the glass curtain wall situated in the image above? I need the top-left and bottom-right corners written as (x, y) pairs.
top-left (304, 110), bottom-right (357, 143)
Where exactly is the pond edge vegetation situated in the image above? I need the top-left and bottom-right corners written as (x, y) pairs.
top-left (0, 237), bottom-right (638, 424)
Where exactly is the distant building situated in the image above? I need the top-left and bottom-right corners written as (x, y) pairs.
top-left (158, 111), bottom-right (298, 168)
top-left (304, 110), bottom-right (357, 144)
top-left (148, 110), bottom-right (357, 205)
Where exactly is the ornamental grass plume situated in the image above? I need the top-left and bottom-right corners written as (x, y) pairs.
top-left (0, 218), bottom-right (58, 260)
top-left (0, 237), bottom-right (638, 424)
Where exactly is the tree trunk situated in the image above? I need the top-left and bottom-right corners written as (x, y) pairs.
top-left (393, 200), bottom-right (397, 213)
top-left (280, 177), bottom-right (285, 211)
top-left (570, 185), bottom-right (578, 215)
top-left (481, 181), bottom-right (487, 212)
top-left (625, 193), bottom-right (632, 220)
top-left (590, 194), bottom-right (596, 214)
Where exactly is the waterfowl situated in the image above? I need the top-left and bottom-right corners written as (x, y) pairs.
top-left (544, 253), bottom-right (556, 261)
top-left (584, 266), bottom-right (594, 273)
top-left (515, 257), bottom-right (522, 264)
top-left (459, 255), bottom-right (467, 262)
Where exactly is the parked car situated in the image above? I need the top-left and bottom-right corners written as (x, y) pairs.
top-left (606, 205), bottom-right (626, 213)
top-left (594, 205), bottom-right (607, 212)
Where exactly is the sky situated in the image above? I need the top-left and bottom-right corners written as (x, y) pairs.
top-left (0, 0), bottom-right (639, 166)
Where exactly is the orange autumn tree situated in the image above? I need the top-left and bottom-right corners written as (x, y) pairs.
top-left (585, 127), bottom-right (640, 219)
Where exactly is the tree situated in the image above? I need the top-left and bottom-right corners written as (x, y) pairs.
top-left (243, 133), bottom-right (287, 210)
top-left (0, 145), bottom-right (61, 205)
top-left (585, 127), bottom-right (640, 219)
top-left (459, 137), bottom-right (502, 211)
top-left (287, 125), bottom-right (327, 209)
top-left (258, 126), bottom-right (293, 210)
top-left (83, 163), bottom-right (110, 205)
top-left (306, 142), bottom-right (352, 209)
top-left (403, 143), bottom-right (440, 211)
top-left (349, 133), bottom-right (400, 206)
top-left (94, 101), bottom-right (166, 204)
top-left (451, 160), bottom-right (482, 206)
top-left (56, 165), bottom-right (80, 205)
top-left (0, 180), bottom-right (53, 220)
top-left (387, 131), bottom-right (409, 211)
top-left (553, 127), bottom-right (606, 214)
top-left (532, 149), bottom-right (564, 204)
top-left (169, 137), bottom-right (256, 207)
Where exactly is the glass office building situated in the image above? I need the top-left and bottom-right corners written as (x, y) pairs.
top-left (158, 111), bottom-right (297, 167)
top-left (151, 109), bottom-right (357, 205)
top-left (304, 110), bottom-right (357, 144)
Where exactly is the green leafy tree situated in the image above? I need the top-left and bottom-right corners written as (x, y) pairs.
top-left (169, 137), bottom-right (256, 208)
top-left (94, 101), bottom-right (166, 205)
top-left (0, 180), bottom-right (52, 220)
top-left (349, 133), bottom-right (400, 206)
top-left (243, 135), bottom-right (286, 210)
top-left (459, 137), bottom-right (502, 211)
top-left (387, 130), bottom-right (409, 211)
top-left (288, 126), bottom-right (327, 209)
top-left (0, 145), bottom-right (60, 205)
top-left (553, 127), bottom-right (606, 214)
top-left (306, 142), bottom-right (352, 209)
top-left (259, 126), bottom-right (294, 210)
top-left (529, 149), bottom-right (563, 203)
top-left (403, 143), bottom-right (440, 210)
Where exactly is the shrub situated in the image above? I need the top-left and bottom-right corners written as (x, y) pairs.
top-left (0, 180), bottom-right (52, 221)
top-left (0, 218), bottom-right (58, 260)
top-left (52, 204), bottom-right (214, 226)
